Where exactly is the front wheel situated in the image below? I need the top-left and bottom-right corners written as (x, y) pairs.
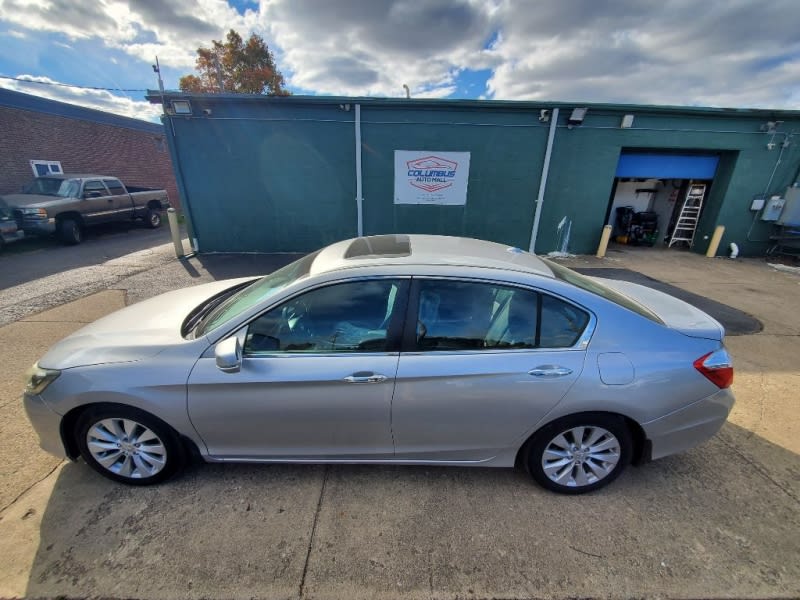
top-left (76, 406), bottom-right (185, 485)
top-left (527, 413), bottom-right (632, 494)
top-left (58, 218), bottom-right (82, 245)
top-left (145, 208), bottom-right (162, 229)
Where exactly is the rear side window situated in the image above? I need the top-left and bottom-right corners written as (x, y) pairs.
top-left (542, 258), bottom-right (663, 324)
top-left (83, 180), bottom-right (108, 196)
top-left (414, 279), bottom-right (589, 350)
top-left (105, 179), bottom-right (126, 195)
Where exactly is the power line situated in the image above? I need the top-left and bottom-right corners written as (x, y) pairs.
top-left (0, 75), bottom-right (147, 93)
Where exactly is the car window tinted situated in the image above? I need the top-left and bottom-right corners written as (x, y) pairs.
top-left (415, 280), bottom-right (589, 351)
top-left (244, 279), bottom-right (403, 354)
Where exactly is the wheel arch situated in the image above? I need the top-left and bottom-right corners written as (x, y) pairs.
top-left (54, 211), bottom-right (84, 227)
top-left (60, 402), bottom-right (203, 462)
top-left (514, 410), bottom-right (648, 471)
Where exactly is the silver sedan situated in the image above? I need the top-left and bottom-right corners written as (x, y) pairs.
top-left (23, 235), bottom-right (734, 494)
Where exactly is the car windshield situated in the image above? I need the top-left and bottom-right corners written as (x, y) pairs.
top-left (195, 251), bottom-right (320, 336)
top-left (23, 178), bottom-right (80, 197)
top-left (541, 257), bottom-right (663, 324)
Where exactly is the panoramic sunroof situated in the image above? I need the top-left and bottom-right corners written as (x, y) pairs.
top-left (344, 235), bottom-right (411, 259)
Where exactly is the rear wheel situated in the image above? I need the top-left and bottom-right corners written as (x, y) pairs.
top-left (58, 218), bottom-right (82, 245)
top-left (527, 413), bottom-right (632, 494)
top-left (76, 406), bottom-right (185, 485)
top-left (145, 208), bottom-right (162, 229)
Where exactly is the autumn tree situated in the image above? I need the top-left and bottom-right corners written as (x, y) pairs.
top-left (179, 29), bottom-right (289, 95)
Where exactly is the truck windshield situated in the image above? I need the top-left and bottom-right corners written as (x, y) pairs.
top-left (23, 178), bottom-right (80, 197)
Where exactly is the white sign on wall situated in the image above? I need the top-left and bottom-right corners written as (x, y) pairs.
top-left (394, 151), bottom-right (471, 205)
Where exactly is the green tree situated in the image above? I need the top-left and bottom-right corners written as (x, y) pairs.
top-left (179, 30), bottom-right (289, 95)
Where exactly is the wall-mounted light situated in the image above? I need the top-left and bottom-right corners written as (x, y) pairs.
top-left (761, 120), bottom-right (783, 133)
top-left (620, 114), bottom-right (635, 128)
top-left (539, 109), bottom-right (550, 122)
top-left (567, 107), bottom-right (587, 126)
top-left (171, 100), bottom-right (192, 115)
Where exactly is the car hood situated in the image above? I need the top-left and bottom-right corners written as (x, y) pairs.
top-left (38, 277), bottom-right (256, 370)
top-left (590, 277), bottom-right (725, 341)
top-left (1, 193), bottom-right (61, 208)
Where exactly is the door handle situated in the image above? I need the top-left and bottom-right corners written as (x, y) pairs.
top-left (528, 365), bottom-right (573, 377)
top-left (343, 372), bottom-right (388, 384)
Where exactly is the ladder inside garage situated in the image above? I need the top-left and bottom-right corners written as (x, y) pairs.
top-left (668, 182), bottom-right (706, 248)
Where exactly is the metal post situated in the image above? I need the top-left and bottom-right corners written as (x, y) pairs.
top-left (167, 208), bottom-right (184, 258)
top-left (706, 225), bottom-right (725, 257)
top-left (529, 107), bottom-right (559, 253)
top-left (355, 103), bottom-right (364, 237)
top-left (596, 225), bottom-right (612, 258)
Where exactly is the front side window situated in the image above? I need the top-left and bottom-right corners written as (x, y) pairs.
top-left (244, 279), bottom-right (405, 354)
top-left (83, 180), bottom-right (108, 197)
top-left (414, 279), bottom-right (589, 351)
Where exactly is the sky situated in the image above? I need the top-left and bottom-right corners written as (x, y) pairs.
top-left (0, 0), bottom-right (798, 123)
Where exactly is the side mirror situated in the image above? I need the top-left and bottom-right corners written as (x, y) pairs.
top-left (215, 336), bottom-right (242, 373)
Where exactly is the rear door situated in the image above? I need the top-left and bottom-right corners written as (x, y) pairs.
top-left (103, 178), bottom-right (134, 219)
top-left (392, 278), bottom-right (592, 462)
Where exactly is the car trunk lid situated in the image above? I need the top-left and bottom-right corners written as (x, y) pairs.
top-left (590, 277), bottom-right (725, 341)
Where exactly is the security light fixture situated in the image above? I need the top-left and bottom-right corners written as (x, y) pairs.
top-left (539, 109), bottom-right (551, 122)
top-left (171, 100), bottom-right (192, 115)
top-left (620, 114), bottom-right (635, 128)
top-left (568, 107), bottom-right (587, 126)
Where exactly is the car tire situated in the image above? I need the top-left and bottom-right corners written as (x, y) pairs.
top-left (145, 208), bottom-right (162, 229)
top-left (526, 413), bottom-right (632, 494)
top-left (75, 405), bottom-right (186, 485)
top-left (58, 218), bottom-right (82, 245)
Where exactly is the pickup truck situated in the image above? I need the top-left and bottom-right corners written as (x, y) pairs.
top-left (3, 174), bottom-right (170, 245)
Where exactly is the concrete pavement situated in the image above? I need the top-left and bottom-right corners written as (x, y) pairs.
top-left (0, 245), bottom-right (798, 599)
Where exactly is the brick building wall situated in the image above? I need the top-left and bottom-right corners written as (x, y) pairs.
top-left (0, 104), bottom-right (180, 209)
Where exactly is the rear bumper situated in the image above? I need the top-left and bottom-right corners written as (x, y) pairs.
top-left (642, 388), bottom-right (735, 460)
top-left (23, 393), bottom-right (68, 459)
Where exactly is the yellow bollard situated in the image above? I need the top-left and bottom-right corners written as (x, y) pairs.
top-left (167, 208), bottom-right (184, 258)
top-left (705, 225), bottom-right (725, 257)
top-left (596, 225), bottom-right (612, 258)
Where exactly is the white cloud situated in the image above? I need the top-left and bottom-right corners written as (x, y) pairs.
top-left (0, 75), bottom-right (163, 122)
top-left (0, 0), bottom-right (798, 109)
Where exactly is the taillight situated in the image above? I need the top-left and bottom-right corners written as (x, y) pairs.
top-left (693, 348), bottom-right (734, 389)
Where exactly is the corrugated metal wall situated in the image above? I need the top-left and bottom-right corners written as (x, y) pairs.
top-left (159, 94), bottom-right (800, 256)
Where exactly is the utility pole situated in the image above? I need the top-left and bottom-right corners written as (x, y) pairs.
top-left (152, 56), bottom-right (165, 112)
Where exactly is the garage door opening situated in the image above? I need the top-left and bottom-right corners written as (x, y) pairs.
top-left (605, 152), bottom-right (719, 249)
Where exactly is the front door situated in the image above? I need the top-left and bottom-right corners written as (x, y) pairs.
top-left (188, 278), bottom-right (409, 459)
top-left (81, 179), bottom-right (115, 223)
top-left (392, 278), bottom-right (591, 461)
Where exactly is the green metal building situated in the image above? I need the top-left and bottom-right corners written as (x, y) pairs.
top-left (148, 91), bottom-right (800, 256)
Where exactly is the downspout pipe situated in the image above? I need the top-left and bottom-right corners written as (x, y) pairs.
top-left (355, 103), bottom-right (364, 237)
top-left (529, 107), bottom-right (559, 253)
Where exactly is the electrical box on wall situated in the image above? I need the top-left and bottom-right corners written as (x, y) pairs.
top-left (778, 185), bottom-right (800, 225)
top-left (761, 196), bottom-right (786, 221)
top-left (750, 197), bottom-right (765, 211)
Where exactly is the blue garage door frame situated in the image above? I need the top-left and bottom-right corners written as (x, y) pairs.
top-left (615, 153), bottom-right (719, 179)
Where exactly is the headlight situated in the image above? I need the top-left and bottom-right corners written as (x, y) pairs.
top-left (24, 364), bottom-right (61, 395)
top-left (21, 207), bottom-right (48, 217)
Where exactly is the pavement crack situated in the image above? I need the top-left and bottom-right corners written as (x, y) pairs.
top-left (298, 465), bottom-right (328, 599)
top-left (0, 460), bottom-right (63, 516)
top-left (569, 545), bottom-right (604, 558)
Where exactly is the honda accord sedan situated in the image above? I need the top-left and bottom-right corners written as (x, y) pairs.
top-left (23, 235), bottom-right (734, 493)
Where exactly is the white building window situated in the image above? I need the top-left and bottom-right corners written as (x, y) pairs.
top-left (30, 160), bottom-right (63, 176)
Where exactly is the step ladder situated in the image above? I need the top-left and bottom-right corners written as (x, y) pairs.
top-left (668, 183), bottom-right (706, 248)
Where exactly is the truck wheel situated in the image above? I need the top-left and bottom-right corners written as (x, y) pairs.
top-left (145, 209), bottom-right (162, 229)
top-left (58, 218), bottom-right (82, 245)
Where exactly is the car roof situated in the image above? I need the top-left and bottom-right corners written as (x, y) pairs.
top-left (310, 235), bottom-right (555, 278)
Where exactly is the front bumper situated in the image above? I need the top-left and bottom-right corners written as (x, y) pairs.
top-left (18, 217), bottom-right (56, 236)
top-left (23, 393), bottom-right (68, 459)
top-left (642, 388), bottom-right (735, 460)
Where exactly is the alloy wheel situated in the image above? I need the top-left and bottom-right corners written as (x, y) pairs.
top-left (540, 425), bottom-right (621, 488)
top-left (86, 418), bottom-right (167, 479)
